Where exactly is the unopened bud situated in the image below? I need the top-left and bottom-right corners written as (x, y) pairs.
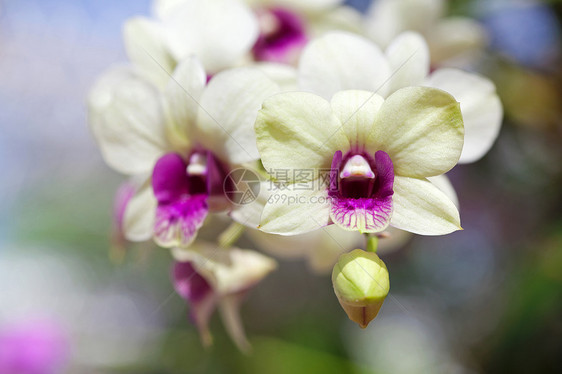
top-left (332, 249), bottom-right (390, 328)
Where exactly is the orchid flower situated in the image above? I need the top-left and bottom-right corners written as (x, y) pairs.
top-left (152, 0), bottom-right (361, 70)
top-left (365, 0), bottom-right (488, 67)
top-left (298, 31), bottom-right (503, 164)
top-left (246, 0), bottom-right (362, 65)
top-left (125, 0), bottom-right (259, 88)
top-left (89, 58), bottom-right (279, 248)
top-left (172, 242), bottom-right (276, 351)
top-left (255, 86), bottom-right (464, 236)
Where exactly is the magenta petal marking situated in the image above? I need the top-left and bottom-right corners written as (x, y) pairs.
top-left (253, 7), bottom-right (308, 64)
top-left (329, 150), bottom-right (395, 233)
top-left (154, 194), bottom-right (208, 247)
top-left (172, 261), bottom-right (213, 303)
top-left (152, 153), bottom-right (190, 204)
top-left (373, 150), bottom-right (394, 199)
top-left (205, 151), bottom-right (227, 200)
top-left (330, 197), bottom-right (393, 232)
top-left (152, 153), bottom-right (210, 247)
top-left (330, 150), bottom-right (342, 194)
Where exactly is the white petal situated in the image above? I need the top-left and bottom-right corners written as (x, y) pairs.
top-left (368, 86), bottom-right (464, 178)
top-left (256, 92), bottom-right (348, 175)
top-left (308, 225), bottom-right (360, 274)
top-left (255, 63), bottom-right (298, 92)
top-left (191, 292), bottom-right (217, 348)
top-left (163, 57), bottom-right (206, 151)
top-left (196, 68), bottom-right (280, 164)
top-left (218, 294), bottom-right (251, 353)
top-left (153, 0), bottom-right (185, 19)
top-left (247, 230), bottom-right (314, 259)
top-left (425, 69), bottom-right (502, 163)
top-left (298, 31), bottom-right (391, 99)
top-left (88, 67), bottom-right (168, 175)
top-left (306, 5), bottom-right (364, 36)
top-left (390, 176), bottom-right (461, 235)
top-left (123, 180), bottom-right (157, 242)
top-left (123, 17), bottom-right (175, 89)
top-left (427, 174), bottom-right (458, 208)
top-left (273, 0), bottom-right (343, 12)
top-left (385, 32), bottom-right (430, 93)
top-left (250, 224), bottom-right (356, 274)
top-left (259, 183), bottom-right (332, 235)
top-left (330, 90), bottom-right (384, 149)
top-left (162, 0), bottom-right (258, 73)
top-left (230, 179), bottom-right (271, 229)
top-left (172, 244), bottom-right (277, 295)
top-left (366, 0), bottom-right (445, 48)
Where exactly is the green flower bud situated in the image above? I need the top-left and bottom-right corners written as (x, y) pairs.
top-left (332, 249), bottom-right (390, 328)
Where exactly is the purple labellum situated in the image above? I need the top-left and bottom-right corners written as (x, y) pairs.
top-left (152, 150), bottom-right (230, 246)
top-left (172, 261), bottom-right (217, 346)
top-left (329, 150), bottom-right (395, 232)
top-left (253, 7), bottom-right (308, 64)
top-left (154, 194), bottom-right (208, 247)
top-left (172, 261), bottom-right (213, 303)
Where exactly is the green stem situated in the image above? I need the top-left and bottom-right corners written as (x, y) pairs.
top-left (365, 234), bottom-right (379, 253)
top-left (218, 222), bottom-right (245, 248)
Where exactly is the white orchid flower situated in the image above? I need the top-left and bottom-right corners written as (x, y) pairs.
top-left (246, 0), bottom-right (362, 65)
top-left (298, 31), bottom-right (503, 163)
top-left (255, 86), bottom-right (464, 236)
top-left (365, 0), bottom-right (488, 67)
top-left (88, 58), bottom-right (279, 248)
top-left (125, 0), bottom-right (259, 88)
top-left (172, 242), bottom-right (276, 351)
top-left (153, 0), bottom-right (361, 69)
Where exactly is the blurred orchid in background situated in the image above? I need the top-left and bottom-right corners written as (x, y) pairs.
top-left (0, 319), bottom-right (68, 374)
top-left (247, 0), bottom-right (363, 64)
top-left (172, 242), bottom-right (276, 352)
top-left (124, 0), bottom-right (364, 88)
top-left (298, 31), bottom-right (503, 163)
top-left (365, 0), bottom-right (488, 67)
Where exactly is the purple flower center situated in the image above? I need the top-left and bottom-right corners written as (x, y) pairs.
top-left (152, 150), bottom-right (232, 246)
top-left (252, 7), bottom-right (308, 64)
top-left (330, 151), bottom-right (394, 200)
top-left (328, 150), bottom-right (395, 232)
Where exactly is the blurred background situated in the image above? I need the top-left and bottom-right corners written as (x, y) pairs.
top-left (0, 0), bottom-right (561, 372)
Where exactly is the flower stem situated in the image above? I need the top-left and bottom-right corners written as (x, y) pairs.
top-left (365, 234), bottom-right (379, 253)
top-left (218, 222), bottom-right (245, 248)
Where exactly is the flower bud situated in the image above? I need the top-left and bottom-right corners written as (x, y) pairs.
top-left (332, 249), bottom-right (390, 328)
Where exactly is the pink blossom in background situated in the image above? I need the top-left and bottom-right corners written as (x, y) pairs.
top-left (0, 319), bottom-right (69, 374)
